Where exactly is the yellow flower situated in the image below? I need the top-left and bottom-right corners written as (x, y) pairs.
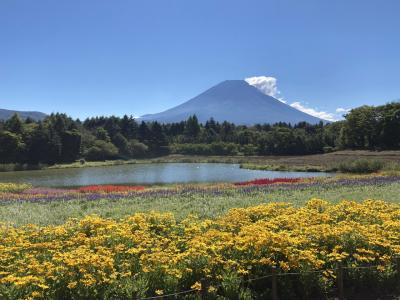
top-left (155, 289), bottom-right (164, 295)
top-left (191, 281), bottom-right (202, 291)
top-left (67, 281), bottom-right (78, 289)
top-left (30, 291), bottom-right (41, 298)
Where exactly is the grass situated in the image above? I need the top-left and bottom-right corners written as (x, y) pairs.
top-left (0, 163), bottom-right (48, 172)
top-left (1, 181), bottom-right (399, 226)
top-left (239, 163), bottom-right (330, 172)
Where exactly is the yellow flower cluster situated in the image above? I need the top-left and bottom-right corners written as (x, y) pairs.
top-left (0, 182), bottom-right (31, 193)
top-left (0, 199), bottom-right (399, 299)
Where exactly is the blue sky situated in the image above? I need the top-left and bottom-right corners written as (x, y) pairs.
top-left (1, 0), bottom-right (399, 120)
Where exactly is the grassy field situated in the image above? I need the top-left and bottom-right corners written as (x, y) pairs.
top-left (1, 176), bottom-right (399, 226)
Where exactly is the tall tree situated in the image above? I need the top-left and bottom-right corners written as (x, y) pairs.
top-left (184, 115), bottom-right (200, 139)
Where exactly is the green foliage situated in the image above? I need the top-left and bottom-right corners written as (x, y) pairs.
top-left (336, 159), bottom-right (385, 173)
top-left (96, 127), bottom-right (111, 142)
top-left (184, 115), bottom-right (201, 139)
top-left (339, 102), bottom-right (400, 149)
top-left (84, 140), bottom-right (119, 161)
top-left (112, 132), bottom-right (129, 156)
top-left (0, 163), bottom-right (46, 172)
top-left (4, 114), bottom-right (24, 134)
top-left (61, 130), bottom-right (81, 162)
top-left (1, 102), bottom-right (400, 166)
top-left (104, 276), bottom-right (148, 300)
top-left (171, 142), bottom-right (238, 155)
top-left (241, 144), bottom-right (258, 156)
top-left (126, 139), bottom-right (148, 157)
top-left (323, 146), bottom-right (334, 153)
top-left (0, 131), bottom-right (25, 163)
top-left (218, 272), bottom-right (253, 300)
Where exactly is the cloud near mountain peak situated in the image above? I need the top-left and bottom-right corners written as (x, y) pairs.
top-left (244, 76), bottom-right (282, 100)
top-left (245, 75), bottom-right (345, 122)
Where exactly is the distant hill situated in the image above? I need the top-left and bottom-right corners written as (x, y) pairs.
top-left (0, 109), bottom-right (47, 121)
top-left (140, 80), bottom-right (325, 125)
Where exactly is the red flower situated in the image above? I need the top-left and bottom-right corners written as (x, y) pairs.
top-left (234, 178), bottom-right (302, 186)
top-left (78, 185), bottom-right (145, 193)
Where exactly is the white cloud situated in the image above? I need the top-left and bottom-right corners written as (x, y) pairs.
top-left (245, 76), bottom-right (285, 102)
top-left (290, 102), bottom-right (337, 122)
top-left (336, 107), bottom-right (350, 113)
top-left (244, 75), bottom-right (350, 122)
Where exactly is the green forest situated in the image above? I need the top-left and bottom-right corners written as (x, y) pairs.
top-left (0, 102), bottom-right (399, 165)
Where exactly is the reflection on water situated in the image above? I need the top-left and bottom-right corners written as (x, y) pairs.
top-left (0, 163), bottom-right (332, 187)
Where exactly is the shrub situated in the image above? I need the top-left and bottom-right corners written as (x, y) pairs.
top-left (84, 140), bottom-right (119, 161)
top-left (337, 159), bottom-right (385, 173)
top-left (126, 140), bottom-right (149, 158)
top-left (323, 146), bottom-right (334, 153)
top-left (241, 144), bottom-right (258, 156)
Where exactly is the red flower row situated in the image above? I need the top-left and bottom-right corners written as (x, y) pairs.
top-left (78, 185), bottom-right (145, 193)
top-left (234, 178), bottom-right (302, 186)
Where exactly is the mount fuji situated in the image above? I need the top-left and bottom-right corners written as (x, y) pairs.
top-left (140, 80), bottom-right (325, 125)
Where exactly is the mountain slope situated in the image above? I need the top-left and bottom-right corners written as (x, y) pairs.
top-left (140, 80), bottom-right (325, 125)
top-left (0, 109), bottom-right (47, 121)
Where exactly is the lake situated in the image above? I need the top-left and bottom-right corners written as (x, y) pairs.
top-left (0, 163), bottom-right (332, 187)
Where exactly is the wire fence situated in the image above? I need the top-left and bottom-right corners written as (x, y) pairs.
top-left (137, 258), bottom-right (400, 300)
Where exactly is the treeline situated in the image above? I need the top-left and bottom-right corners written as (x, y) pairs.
top-left (0, 102), bottom-right (399, 164)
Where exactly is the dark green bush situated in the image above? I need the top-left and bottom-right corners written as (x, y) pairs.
top-left (84, 140), bottom-right (119, 161)
top-left (323, 146), bottom-right (334, 153)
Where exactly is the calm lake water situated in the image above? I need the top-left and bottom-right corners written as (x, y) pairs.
top-left (0, 163), bottom-right (331, 187)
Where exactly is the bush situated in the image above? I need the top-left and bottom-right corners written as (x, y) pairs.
top-left (323, 146), bottom-right (334, 153)
top-left (241, 144), bottom-right (258, 156)
top-left (126, 140), bottom-right (149, 158)
top-left (337, 159), bottom-right (385, 173)
top-left (84, 140), bottom-right (119, 161)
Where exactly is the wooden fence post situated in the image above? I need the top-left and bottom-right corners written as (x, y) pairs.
top-left (337, 262), bottom-right (344, 300)
top-left (271, 266), bottom-right (279, 300)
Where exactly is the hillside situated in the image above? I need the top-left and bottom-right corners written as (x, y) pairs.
top-left (0, 109), bottom-right (47, 121)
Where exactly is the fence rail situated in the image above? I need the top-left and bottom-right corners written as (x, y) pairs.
top-left (138, 258), bottom-right (400, 300)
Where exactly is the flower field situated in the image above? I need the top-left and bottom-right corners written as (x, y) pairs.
top-left (0, 199), bottom-right (399, 299)
top-left (234, 177), bottom-right (302, 186)
top-left (0, 176), bottom-right (400, 298)
top-left (1, 175), bottom-right (400, 204)
top-left (0, 183), bottom-right (32, 193)
top-left (78, 185), bottom-right (146, 193)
